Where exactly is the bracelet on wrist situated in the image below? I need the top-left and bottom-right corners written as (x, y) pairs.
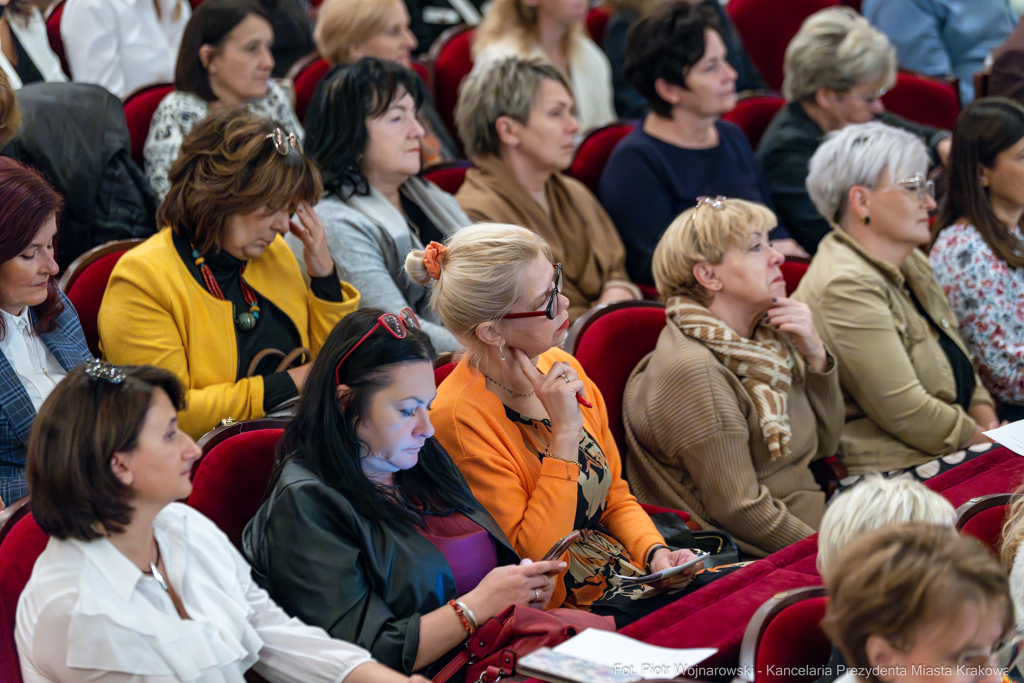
top-left (449, 599), bottom-right (477, 634)
top-left (542, 453), bottom-right (580, 467)
top-left (645, 544), bottom-right (669, 569)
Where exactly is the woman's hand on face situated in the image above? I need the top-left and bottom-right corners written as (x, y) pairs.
top-left (289, 202), bottom-right (335, 278)
top-left (763, 297), bottom-right (829, 373)
top-left (462, 559), bottom-right (565, 619)
top-left (513, 348), bottom-right (585, 439)
top-left (649, 548), bottom-right (699, 588)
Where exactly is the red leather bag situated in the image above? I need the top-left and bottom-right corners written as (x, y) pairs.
top-left (434, 605), bottom-right (616, 683)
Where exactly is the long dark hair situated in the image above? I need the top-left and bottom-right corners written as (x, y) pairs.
top-left (304, 57), bottom-right (426, 199)
top-left (934, 98), bottom-right (1024, 268)
top-left (273, 308), bottom-right (477, 531)
top-left (0, 158), bottom-right (64, 340)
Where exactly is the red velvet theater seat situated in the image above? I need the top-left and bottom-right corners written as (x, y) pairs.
top-left (722, 95), bottom-right (786, 149)
top-left (123, 83), bottom-right (174, 168)
top-left (955, 493), bottom-right (1020, 556)
top-left (424, 161), bottom-right (471, 195)
top-left (0, 513), bottom-right (49, 683)
top-left (187, 428), bottom-right (284, 550)
top-left (563, 300), bottom-right (666, 453)
top-left (739, 586), bottom-right (831, 683)
top-left (292, 56), bottom-right (332, 124)
top-left (428, 25), bottom-right (475, 144)
top-left (567, 121), bottom-right (635, 194)
top-left (780, 256), bottom-right (810, 296)
top-left (881, 71), bottom-right (960, 133)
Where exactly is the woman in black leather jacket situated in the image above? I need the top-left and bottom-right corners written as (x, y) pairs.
top-left (243, 308), bottom-right (564, 677)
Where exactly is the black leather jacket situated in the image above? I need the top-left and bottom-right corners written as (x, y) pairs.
top-left (242, 440), bottom-right (519, 675)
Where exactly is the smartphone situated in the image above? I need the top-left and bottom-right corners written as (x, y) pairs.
top-left (541, 530), bottom-right (581, 561)
top-left (614, 549), bottom-right (709, 585)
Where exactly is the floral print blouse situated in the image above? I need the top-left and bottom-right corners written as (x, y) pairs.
top-left (143, 80), bottom-right (303, 201)
top-left (930, 223), bottom-right (1024, 406)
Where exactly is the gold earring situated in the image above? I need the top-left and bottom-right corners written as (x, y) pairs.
top-left (500, 346), bottom-right (506, 362)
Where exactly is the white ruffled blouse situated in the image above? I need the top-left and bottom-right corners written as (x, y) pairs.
top-left (16, 503), bottom-right (375, 682)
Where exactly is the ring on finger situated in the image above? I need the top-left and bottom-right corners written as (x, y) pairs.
top-left (534, 588), bottom-right (540, 601)
top-left (561, 373), bottom-right (570, 384)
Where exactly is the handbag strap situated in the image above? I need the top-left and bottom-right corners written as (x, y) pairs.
top-left (245, 347), bottom-right (310, 377)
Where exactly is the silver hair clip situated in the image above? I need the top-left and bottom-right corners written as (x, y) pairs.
top-left (266, 128), bottom-right (299, 156)
top-left (696, 195), bottom-right (727, 210)
top-left (84, 359), bottom-right (126, 384)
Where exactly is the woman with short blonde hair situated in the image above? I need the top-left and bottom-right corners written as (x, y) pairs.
top-left (624, 196), bottom-right (842, 557)
top-left (471, 0), bottom-right (614, 135)
top-left (793, 121), bottom-right (996, 479)
top-left (757, 6), bottom-right (950, 254)
top-left (410, 223), bottom-right (700, 625)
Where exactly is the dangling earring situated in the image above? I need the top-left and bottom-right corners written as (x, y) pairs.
top-left (500, 346), bottom-right (506, 362)
top-left (862, 214), bottom-right (870, 225)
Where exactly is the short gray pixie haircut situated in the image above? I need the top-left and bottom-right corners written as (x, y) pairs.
top-left (782, 7), bottom-right (896, 103)
top-left (455, 55), bottom-right (573, 159)
top-left (816, 475), bottom-right (956, 582)
top-left (806, 120), bottom-right (929, 226)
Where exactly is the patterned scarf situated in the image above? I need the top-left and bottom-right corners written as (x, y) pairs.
top-left (666, 296), bottom-right (795, 460)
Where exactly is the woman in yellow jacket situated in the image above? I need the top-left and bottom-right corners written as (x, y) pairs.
top-left (99, 111), bottom-right (359, 438)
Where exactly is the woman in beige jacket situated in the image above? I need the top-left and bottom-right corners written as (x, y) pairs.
top-left (623, 198), bottom-right (843, 558)
top-left (794, 121), bottom-right (997, 479)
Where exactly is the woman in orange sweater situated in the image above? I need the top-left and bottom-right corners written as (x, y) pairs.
top-left (407, 223), bottom-right (698, 625)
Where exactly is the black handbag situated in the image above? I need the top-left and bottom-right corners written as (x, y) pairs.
top-left (649, 512), bottom-right (743, 567)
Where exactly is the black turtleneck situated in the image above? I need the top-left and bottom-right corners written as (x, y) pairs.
top-left (172, 230), bottom-right (344, 411)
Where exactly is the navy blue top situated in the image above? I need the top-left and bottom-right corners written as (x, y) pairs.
top-left (598, 120), bottom-right (788, 285)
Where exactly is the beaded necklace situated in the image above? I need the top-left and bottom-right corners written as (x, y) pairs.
top-left (482, 372), bottom-right (535, 398)
top-left (191, 247), bottom-right (261, 331)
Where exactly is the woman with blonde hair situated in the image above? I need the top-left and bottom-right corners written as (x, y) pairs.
top-left (471, 0), bottom-right (614, 135)
top-left (757, 7), bottom-right (951, 254)
top-left (409, 223), bottom-right (699, 625)
top-left (623, 197), bottom-right (842, 558)
top-left (1001, 480), bottom-right (1024, 630)
top-left (793, 121), bottom-right (996, 479)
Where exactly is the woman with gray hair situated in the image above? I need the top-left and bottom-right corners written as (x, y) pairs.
top-left (623, 197), bottom-right (842, 558)
top-left (793, 121), bottom-right (997, 481)
top-left (756, 7), bottom-right (951, 254)
top-left (454, 56), bottom-right (639, 323)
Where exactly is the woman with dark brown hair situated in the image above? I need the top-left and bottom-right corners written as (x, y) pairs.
top-left (0, 157), bottom-right (90, 506)
top-left (99, 110), bottom-right (359, 439)
top-left (931, 98), bottom-right (1024, 422)
top-left (16, 361), bottom-right (429, 683)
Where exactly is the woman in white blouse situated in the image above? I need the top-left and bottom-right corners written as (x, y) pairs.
top-left (470, 0), bottom-right (615, 136)
top-left (0, 158), bottom-right (90, 507)
top-left (0, 0), bottom-right (67, 88)
top-left (144, 0), bottom-right (302, 200)
top-left (60, 0), bottom-right (190, 98)
top-left (16, 361), bottom-right (429, 683)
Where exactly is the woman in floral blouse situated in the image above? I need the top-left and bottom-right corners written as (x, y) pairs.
top-left (932, 98), bottom-right (1024, 421)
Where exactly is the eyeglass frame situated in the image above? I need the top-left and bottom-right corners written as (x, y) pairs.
top-left (954, 632), bottom-right (1024, 672)
top-left (334, 308), bottom-right (421, 385)
top-left (846, 86), bottom-right (888, 106)
top-left (876, 174), bottom-right (936, 204)
top-left (499, 263), bottom-right (563, 320)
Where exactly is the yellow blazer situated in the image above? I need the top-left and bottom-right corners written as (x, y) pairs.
top-left (98, 228), bottom-right (359, 438)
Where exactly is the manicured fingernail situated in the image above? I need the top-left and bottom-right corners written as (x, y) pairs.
top-left (762, 312), bottom-right (769, 318)
top-left (771, 298), bottom-right (777, 302)
top-left (559, 562), bottom-right (567, 568)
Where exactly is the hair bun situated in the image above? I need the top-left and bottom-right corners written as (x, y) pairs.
top-left (404, 249), bottom-right (432, 286)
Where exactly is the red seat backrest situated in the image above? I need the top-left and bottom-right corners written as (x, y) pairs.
top-left (434, 362), bottom-right (456, 386)
top-left (44, 2), bottom-right (70, 79)
top-left (586, 5), bottom-right (613, 47)
top-left (294, 57), bottom-right (332, 124)
top-left (780, 258), bottom-right (809, 296)
top-left (0, 514), bottom-right (49, 683)
top-left (567, 122), bottom-right (635, 194)
top-left (123, 84), bottom-right (175, 168)
top-left (431, 27), bottom-right (475, 144)
top-left (424, 164), bottom-right (469, 195)
top-left (881, 71), bottom-right (960, 132)
top-left (570, 303), bottom-right (666, 453)
top-left (187, 429), bottom-right (284, 550)
top-left (722, 95), bottom-right (787, 149)
top-left (726, 0), bottom-right (841, 92)
top-left (961, 505), bottom-right (1009, 556)
top-left (64, 248), bottom-right (135, 358)
top-left (755, 597), bottom-right (831, 683)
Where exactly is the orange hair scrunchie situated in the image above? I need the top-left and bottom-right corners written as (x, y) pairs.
top-left (424, 241), bottom-right (447, 280)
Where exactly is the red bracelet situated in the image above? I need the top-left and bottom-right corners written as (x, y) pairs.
top-left (449, 599), bottom-right (474, 634)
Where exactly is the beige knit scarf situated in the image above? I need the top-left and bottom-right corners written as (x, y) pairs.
top-left (666, 296), bottom-right (795, 460)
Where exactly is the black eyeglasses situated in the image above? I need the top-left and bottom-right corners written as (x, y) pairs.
top-left (334, 308), bottom-right (421, 384)
top-left (500, 263), bottom-right (563, 320)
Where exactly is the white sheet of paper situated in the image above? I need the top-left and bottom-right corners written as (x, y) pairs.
top-left (984, 419), bottom-right (1024, 455)
top-left (553, 628), bottom-right (717, 680)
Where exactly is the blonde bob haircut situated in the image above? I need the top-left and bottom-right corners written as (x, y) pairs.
top-left (782, 7), bottom-right (895, 103)
top-left (455, 56), bottom-right (573, 160)
top-left (473, 0), bottom-right (585, 60)
top-left (816, 476), bottom-right (956, 582)
top-left (652, 198), bottom-right (777, 306)
top-left (823, 523), bottom-right (1013, 683)
top-left (314, 0), bottom-right (397, 66)
top-left (806, 120), bottom-right (929, 227)
top-left (405, 222), bottom-right (553, 363)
